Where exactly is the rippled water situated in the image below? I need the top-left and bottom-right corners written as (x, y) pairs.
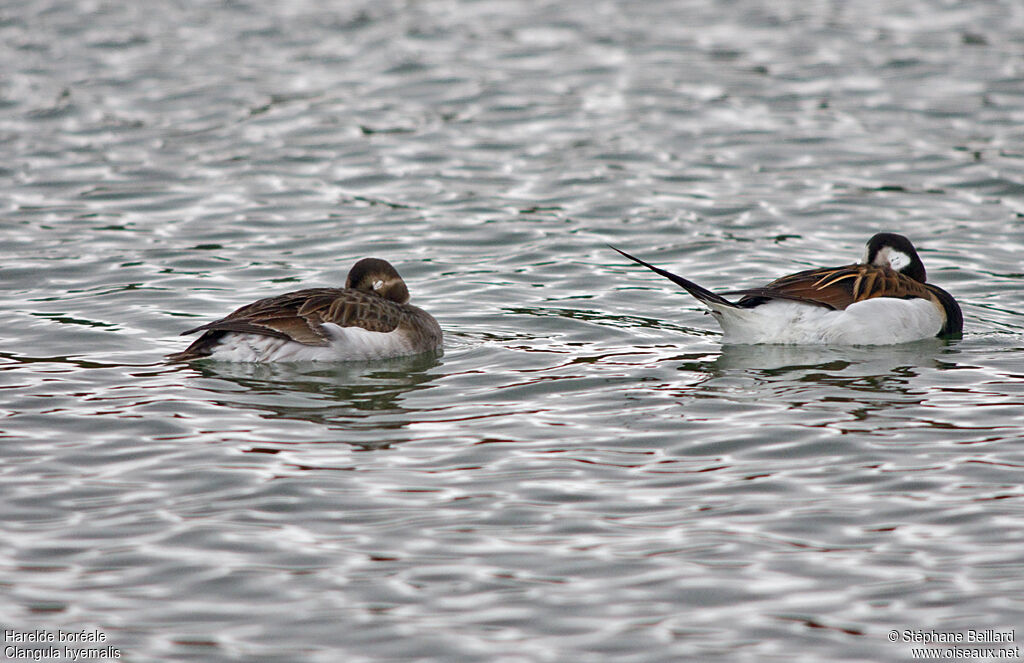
top-left (3, 0), bottom-right (1024, 661)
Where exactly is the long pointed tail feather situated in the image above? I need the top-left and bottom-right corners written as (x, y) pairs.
top-left (610, 245), bottom-right (736, 309)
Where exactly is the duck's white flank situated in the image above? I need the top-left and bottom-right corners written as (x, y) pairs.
top-left (711, 297), bottom-right (943, 345)
top-left (207, 324), bottom-right (430, 362)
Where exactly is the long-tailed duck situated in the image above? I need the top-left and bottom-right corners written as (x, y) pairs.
top-left (169, 258), bottom-right (442, 361)
top-left (612, 233), bottom-right (962, 345)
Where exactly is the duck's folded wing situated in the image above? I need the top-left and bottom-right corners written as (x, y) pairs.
top-left (181, 288), bottom-right (405, 346)
top-left (727, 264), bottom-right (934, 310)
top-left (304, 292), bottom-right (405, 333)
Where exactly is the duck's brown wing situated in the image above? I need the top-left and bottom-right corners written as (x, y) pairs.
top-left (727, 264), bottom-right (935, 310)
top-left (170, 288), bottom-right (406, 360)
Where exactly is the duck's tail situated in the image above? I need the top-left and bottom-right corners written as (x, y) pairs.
top-left (610, 245), bottom-right (737, 310)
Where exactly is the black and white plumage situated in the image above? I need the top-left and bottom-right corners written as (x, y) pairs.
top-left (612, 233), bottom-right (962, 345)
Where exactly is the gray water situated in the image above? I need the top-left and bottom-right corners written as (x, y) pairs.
top-left (2, 0), bottom-right (1024, 661)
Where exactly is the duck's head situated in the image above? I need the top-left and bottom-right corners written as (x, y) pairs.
top-left (863, 233), bottom-right (927, 283)
top-left (346, 258), bottom-right (410, 303)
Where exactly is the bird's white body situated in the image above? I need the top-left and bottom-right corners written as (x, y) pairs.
top-left (206, 323), bottom-right (435, 362)
top-left (710, 297), bottom-right (944, 345)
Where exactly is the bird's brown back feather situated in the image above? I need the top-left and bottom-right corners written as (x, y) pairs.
top-left (170, 288), bottom-right (411, 360)
top-left (727, 264), bottom-right (934, 310)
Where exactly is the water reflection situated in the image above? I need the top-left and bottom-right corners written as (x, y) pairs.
top-left (177, 351), bottom-right (443, 446)
top-left (662, 339), bottom-right (962, 408)
top-left (711, 339), bottom-right (954, 375)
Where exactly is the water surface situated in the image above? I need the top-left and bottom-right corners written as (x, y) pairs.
top-left (2, 0), bottom-right (1024, 661)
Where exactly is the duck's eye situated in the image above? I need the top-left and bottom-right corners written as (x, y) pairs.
top-left (373, 279), bottom-right (384, 290)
